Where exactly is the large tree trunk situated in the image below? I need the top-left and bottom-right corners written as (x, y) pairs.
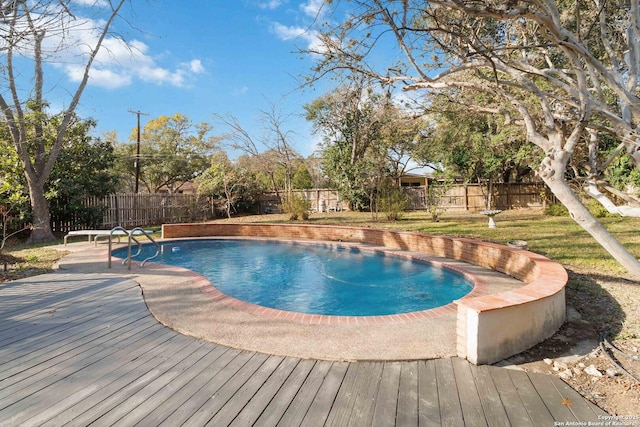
top-left (541, 157), bottom-right (640, 277)
top-left (27, 181), bottom-right (55, 243)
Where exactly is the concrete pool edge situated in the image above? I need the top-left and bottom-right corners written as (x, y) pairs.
top-left (162, 223), bottom-right (568, 365)
top-left (56, 242), bottom-right (461, 361)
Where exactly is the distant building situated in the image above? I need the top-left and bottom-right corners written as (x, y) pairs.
top-left (398, 173), bottom-right (429, 187)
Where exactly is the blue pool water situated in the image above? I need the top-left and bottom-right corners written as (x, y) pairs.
top-left (114, 239), bottom-right (473, 316)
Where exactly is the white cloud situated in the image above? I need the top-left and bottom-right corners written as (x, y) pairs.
top-left (301, 0), bottom-right (325, 18)
top-left (65, 64), bottom-right (133, 89)
top-left (258, 0), bottom-right (286, 10)
top-left (271, 22), bottom-right (307, 41)
top-left (270, 22), bottom-right (325, 53)
top-left (187, 59), bottom-right (205, 74)
top-left (16, 9), bottom-right (204, 90)
top-left (72, 0), bottom-right (109, 6)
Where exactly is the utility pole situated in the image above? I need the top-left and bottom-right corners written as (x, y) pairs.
top-left (128, 110), bottom-right (148, 193)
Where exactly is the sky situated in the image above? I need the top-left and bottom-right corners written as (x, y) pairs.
top-left (35, 0), bottom-right (336, 157)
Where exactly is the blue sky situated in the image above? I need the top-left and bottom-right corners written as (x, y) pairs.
top-left (55, 0), bottom-right (333, 156)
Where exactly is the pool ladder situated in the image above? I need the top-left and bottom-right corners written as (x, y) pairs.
top-left (107, 226), bottom-right (160, 270)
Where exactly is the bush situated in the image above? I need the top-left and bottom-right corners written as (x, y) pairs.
top-left (282, 194), bottom-right (311, 221)
top-left (380, 189), bottom-right (408, 221)
top-left (545, 200), bottom-right (615, 218)
top-left (544, 203), bottom-right (569, 216)
top-left (426, 184), bottom-right (450, 222)
top-left (584, 199), bottom-right (613, 218)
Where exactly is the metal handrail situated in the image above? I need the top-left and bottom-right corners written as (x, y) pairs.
top-left (108, 226), bottom-right (160, 270)
top-left (130, 227), bottom-right (160, 267)
top-left (108, 226), bottom-right (129, 269)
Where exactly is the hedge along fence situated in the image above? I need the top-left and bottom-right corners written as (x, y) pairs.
top-left (162, 223), bottom-right (567, 365)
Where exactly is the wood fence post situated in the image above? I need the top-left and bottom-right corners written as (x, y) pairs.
top-left (464, 185), bottom-right (469, 211)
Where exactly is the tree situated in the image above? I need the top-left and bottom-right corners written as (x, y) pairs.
top-left (0, 0), bottom-right (127, 242)
top-left (0, 126), bottom-right (28, 232)
top-left (213, 102), bottom-right (303, 197)
top-left (304, 154), bottom-right (330, 188)
top-left (0, 183), bottom-right (30, 257)
top-left (305, 81), bottom-right (386, 210)
top-left (195, 151), bottom-right (262, 218)
top-left (292, 162), bottom-right (314, 189)
top-left (309, 0), bottom-right (640, 275)
top-left (1, 111), bottom-right (119, 231)
top-left (425, 96), bottom-right (536, 208)
top-left (48, 119), bottom-right (119, 229)
top-left (305, 80), bottom-right (425, 213)
top-left (114, 114), bottom-right (216, 193)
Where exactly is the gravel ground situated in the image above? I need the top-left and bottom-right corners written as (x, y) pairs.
top-left (504, 270), bottom-right (640, 416)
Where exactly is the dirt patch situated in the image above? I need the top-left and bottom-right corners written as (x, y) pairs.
top-left (0, 249), bottom-right (67, 283)
top-left (501, 270), bottom-right (640, 416)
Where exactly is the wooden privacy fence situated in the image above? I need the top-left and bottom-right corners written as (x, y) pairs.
top-left (52, 183), bottom-right (551, 233)
top-left (260, 183), bottom-right (553, 213)
top-left (260, 189), bottom-right (346, 213)
top-left (403, 182), bottom-right (554, 211)
top-left (51, 193), bottom-right (215, 233)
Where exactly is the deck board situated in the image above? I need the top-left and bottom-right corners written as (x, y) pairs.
top-left (373, 362), bottom-right (402, 426)
top-left (301, 361), bottom-right (349, 426)
top-left (119, 347), bottom-right (241, 426)
top-left (158, 350), bottom-right (255, 426)
top-left (274, 360), bottom-right (330, 426)
top-left (0, 271), bottom-right (610, 426)
top-left (0, 307), bottom-right (148, 376)
top-left (418, 360), bottom-right (441, 426)
top-left (229, 355), bottom-right (302, 426)
top-left (41, 338), bottom-right (218, 426)
top-left (0, 318), bottom-right (162, 405)
top-left (507, 368), bottom-right (556, 426)
top-left (470, 365), bottom-right (510, 427)
top-left (452, 357), bottom-right (488, 427)
top-left (397, 361), bottom-right (419, 426)
top-left (346, 362), bottom-right (384, 427)
top-left (436, 358), bottom-right (465, 426)
top-left (23, 334), bottom-right (193, 425)
top-left (489, 365), bottom-right (535, 426)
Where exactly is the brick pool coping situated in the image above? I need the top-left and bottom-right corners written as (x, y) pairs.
top-left (155, 238), bottom-right (489, 326)
top-left (162, 223), bottom-right (568, 364)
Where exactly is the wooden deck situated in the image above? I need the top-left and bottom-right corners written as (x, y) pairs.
top-left (0, 271), bottom-right (607, 426)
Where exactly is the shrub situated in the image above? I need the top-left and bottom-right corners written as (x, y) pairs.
top-left (544, 203), bottom-right (569, 216)
top-left (380, 189), bottom-right (408, 221)
top-left (546, 199), bottom-right (615, 218)
top-left (426, 183), bottom-right (450, 222)
top-left (282, 194), bottom-right (311, 221)
top-left (584, 199), bottom-right (613, 218)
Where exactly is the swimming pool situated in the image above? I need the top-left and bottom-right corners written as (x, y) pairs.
top-left (114, 239), bottom-right (473, 316)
